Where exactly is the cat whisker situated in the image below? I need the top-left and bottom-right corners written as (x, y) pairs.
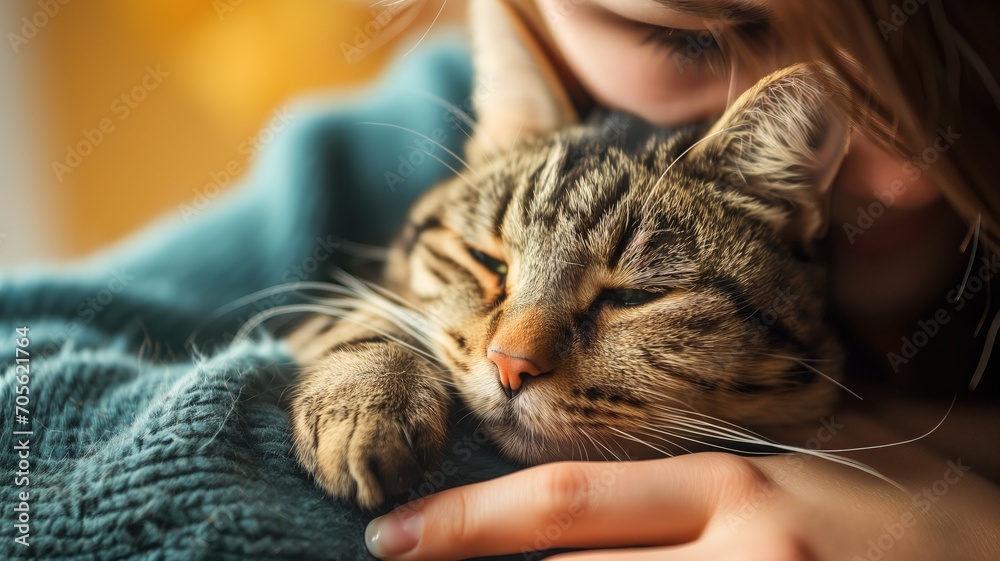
top-left (642, 413), bottom-right (770, 447)
top-left (633, 427), bottom-right (701, 456)
top-left (324, 276), bottom-right (442, 346)
top-left (575, 426), bottom-right (604, 462)
top-left (639, 422), bottom-right (784, 457)
top-left (788, 395), bottom-right (958, 456)
top-left (630, 387), bottom-right (774, 439)
top-left (643, 124), bottom-right (746, 208)
top-left (572, 432), bottom-right (585, 463)
top-left (421, 365), bottom-right (460, 390)
top-left (505, 121), bottom-right (524, 167)
top-left (636, 427), bottom-right (692, 455)
top-left (327, 238), bottom-right (391, 261)
top-left (236, 302), bottom-right (441, 365)
top-left (756, 353), bottom-right (835, 364)
top-left (357, 120), bottom-right (481, 180)
top-left (610, 433), bottom-right (632, 462)
top-left (453, 406), bottom-right (481, 427)
top-left (412, 148), bottom-right (480, 193)
top-left (332, 270), bottom-right (419, 310)
top-left (641, 411), bottom-right (905, 492)
top-left (606, 426), bottom-right (677, 457)
top-left (372, 0), bottom-right (414, 7)
top-left (332, 270), bottom-right (451, 331)
top-left (761, 353), bottom-right (863, 400)
top-left (406, 89), bottom-right (501, 176)
top-left (961, 215), bottom-right (1000, 389)
top-left (406, 89), bottom-right (477, 134)
top-left (637, 404), bottom-right (800, 451)
top-left (212, 281), bottom-right (361, 319)
top-left (643, 414), bottom-right (775, 449)
top-left (396, 0), bottom-right (447, 61)
top-left (956, 212), bottom-right (981, 301)
top-left (641, 413), bottom-right (789, 451)
top-left (972, 309), bottom-right (1000, 391)
top-left (972, 229), bottom-right (993, 337)
top-left (339, 295), bottom-right (438, 349)
top-left (591, 430), bottom-right (625, 462)
top-left (644, 409), bottom-right (789, 447)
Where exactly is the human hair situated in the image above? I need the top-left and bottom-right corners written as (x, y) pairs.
top-left (769, 1), bottom-right (999, 249)
top-left (501, 0), bottom-right (1000, 249)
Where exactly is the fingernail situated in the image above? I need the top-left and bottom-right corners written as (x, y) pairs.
top-left (365, 509), bottom-right (422, 559)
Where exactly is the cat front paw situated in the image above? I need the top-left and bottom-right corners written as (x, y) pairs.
top-left (291, 346), bottom-right (450, 509)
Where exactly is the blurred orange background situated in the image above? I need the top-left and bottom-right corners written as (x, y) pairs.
top-left (1, 0), bottom-right (462, 264)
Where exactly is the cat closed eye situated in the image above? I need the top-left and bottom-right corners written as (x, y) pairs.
top-left (600, 288), bottom-right (661, 307)
top-left (469, 248), bottom-right (508, 275)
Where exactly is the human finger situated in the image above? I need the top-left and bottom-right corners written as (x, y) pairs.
top-left (365, 453), bottom-right (766, 560)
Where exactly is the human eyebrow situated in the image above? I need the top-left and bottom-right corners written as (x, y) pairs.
top-left (649, 0), bottom-right (772, 24)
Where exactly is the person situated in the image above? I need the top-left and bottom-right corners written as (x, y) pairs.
top-left (363, 1), bottom-right (1000, 559)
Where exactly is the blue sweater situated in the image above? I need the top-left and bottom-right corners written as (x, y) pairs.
top-left (0, 37), bottom-right (521, 560)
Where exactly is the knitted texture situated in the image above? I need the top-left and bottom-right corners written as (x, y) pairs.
top-left (1, 37), bottom-right (521, 560)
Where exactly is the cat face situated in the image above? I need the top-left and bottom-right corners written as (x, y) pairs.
top-left (389, 64), bottom-right (850, 464)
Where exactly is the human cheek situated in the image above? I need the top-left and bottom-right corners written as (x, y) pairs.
top-left (539, 1), bottom-right (737, 126)
top-left (833, 131), bottom-right (941, 212)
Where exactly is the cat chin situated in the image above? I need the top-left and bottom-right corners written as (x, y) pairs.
top-left (454, 378), bottom-right (671, 464)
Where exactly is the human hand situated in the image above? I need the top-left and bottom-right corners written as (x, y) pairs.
top-left (363, 445), bottom-right (1000, 560)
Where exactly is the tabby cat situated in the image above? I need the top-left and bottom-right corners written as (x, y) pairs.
top-left (287, 3), bottom-right (851, 509)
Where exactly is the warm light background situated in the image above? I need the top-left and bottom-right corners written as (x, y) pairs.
top-left (0, 0), bottom-right (463, 264)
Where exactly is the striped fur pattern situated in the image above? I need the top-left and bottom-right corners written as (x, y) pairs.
top-left (288, 64), bottom-right (847, 508)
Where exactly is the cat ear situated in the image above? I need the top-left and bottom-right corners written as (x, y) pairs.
top-left (468, 0), bottom-right (580, 159)
top-left (694, 62), bottom-right (851, 247)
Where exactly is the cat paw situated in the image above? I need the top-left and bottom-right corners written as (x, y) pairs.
top-left (291, 346), bottom-right (450, 509)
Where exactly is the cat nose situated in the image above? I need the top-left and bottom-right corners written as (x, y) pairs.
top-left (487, 348), bottom-right (546, 399)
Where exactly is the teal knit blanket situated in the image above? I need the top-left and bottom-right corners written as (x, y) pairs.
top-left (1, 38), bottom-right (522, 560)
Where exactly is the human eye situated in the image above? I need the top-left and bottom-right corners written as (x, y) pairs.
top-left (538, 0), bottom-right (776, 126)
top-left (639, 18), bottom-right (770, 77)
top-left (641, 24), bottom-right (727, 75)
